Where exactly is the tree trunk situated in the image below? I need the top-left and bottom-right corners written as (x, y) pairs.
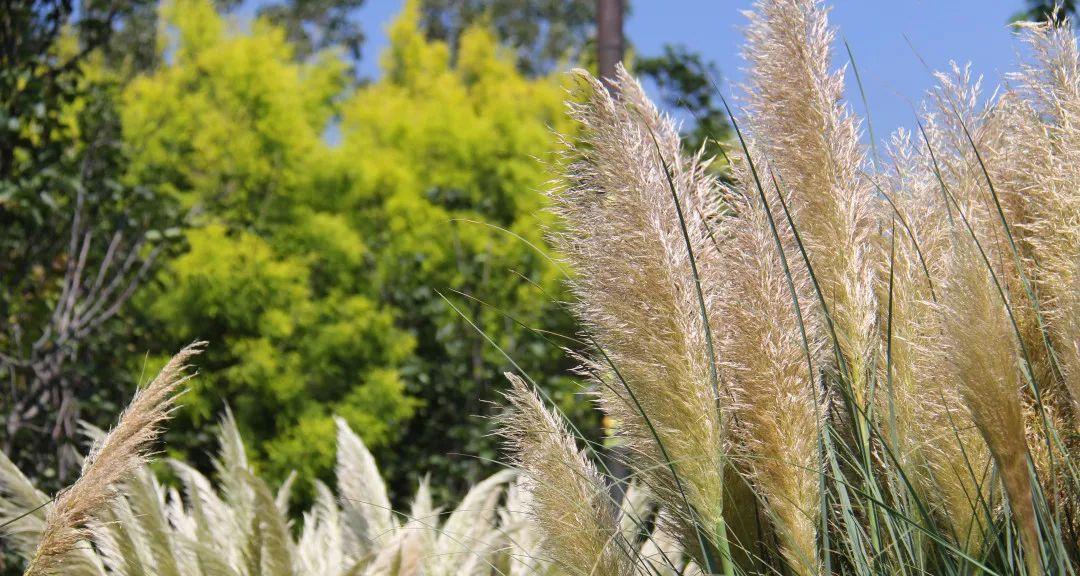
top-left (597, 0), bottom-right (624, 93)
top-left (596, 0), bottom-right (631, 496)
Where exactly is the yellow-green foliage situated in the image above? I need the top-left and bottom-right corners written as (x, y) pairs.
top-left (329, 4), bottom-right (582, 494)
top-left (120, 0), bottom-right (581, 496)
top-left (122, 0), bottom-right (344, 219)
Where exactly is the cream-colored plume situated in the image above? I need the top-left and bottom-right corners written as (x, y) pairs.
top-left (1000, 18), bottom-right (1080, 417)
top-left (916, 65), bottom-right (1044, 573)
top-left (336, 415), bottom-right (394, 557)
top-left (939, 239), bottom-right (1041, 574)
top-left (880, 128), bottom-right (994, 554)
top-left (713, 167), bottom-right (825, 574)
top-left (500, 373), bottom-right (632, 576)
top-left (742, 0), bottom-right (880, 406)
top-left (552, 65), bottom-right (730, 566)
top-left (23, 342), bottom-right (205, 576)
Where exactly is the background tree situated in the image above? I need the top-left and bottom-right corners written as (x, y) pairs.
top-left (117, 0), bottom-right (593, 503)
top-left (119, 0), bottom-right (414, 498)
top-left (417, 0), bottom-right (730, 163)
top-left (1014, 0), bottom-right (1078, 22)
top-left (0, 0), bottom-right (729, 511)
top-left (0, 0), bottom-right (174, 486)
top-left (81, 0), bottom-right (162, 72)
top-left (419, 0), bottom-right (597, 76)
top-left (636, 44), bottom-right (731, 157)
top-left (336, 1), bottom-right (593, 498)
top-left (257, 0), bottom-right (369, 64)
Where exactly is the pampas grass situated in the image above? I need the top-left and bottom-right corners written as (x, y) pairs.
top-left (715, 165), bottom-right (825, 575)
top-left (941, 238), bottom-right (1042, 574)
top-left (500, 373), bottom-right (631, 576)
top-left (551, 65), bottom-right (731, 572)
top-left (3, 406), bottom-right (563, 576)
top-left (743, 0), bottom-right (880, 406)
top-left (882, 127), bottom-right (996, 555)
top-left (501, 0), bottom-right (1079, 574)
top-left (22, 341), bottom-right (205, 576)
top-left (1001, 18), bottom-right (1080, 418)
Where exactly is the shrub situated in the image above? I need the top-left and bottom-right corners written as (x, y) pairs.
top-left (121, 0), bottom-right (589, 501)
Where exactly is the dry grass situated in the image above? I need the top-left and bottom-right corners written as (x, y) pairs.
top-left (551, 65), bottom-right (730, 570)
top-left (500, 373), bottom-right (632, 576)
top-left (502, 0), bottom-right (1080, 574)
top-left (5, 402), bottom-right (581, 576)
top-left (23, 341), bottom-right (205, 576)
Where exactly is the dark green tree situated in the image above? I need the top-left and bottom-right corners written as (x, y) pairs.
top-left (1015, 0), bottom-right (1078, 22)
top-left (81, 0), bottom-right (161, 72)
top-left (414, 2), bottom-right (730, 156)
top-left (257, 0), bottom-right (369, 64)
top-left (0, 0), bottom-right (175, 487)
top-left (636, 44), bottom-right (731, 157)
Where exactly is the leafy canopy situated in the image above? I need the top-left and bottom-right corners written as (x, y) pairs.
top-left (121, 0), bottom-right (590, 500)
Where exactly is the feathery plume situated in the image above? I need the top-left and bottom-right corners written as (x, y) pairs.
top-left (880, 128), bottom-right (995, 553)
top-left (0, 452), bottom-right (106, 575)
top-left (552, 65), bottom-right (730, 566)
top-left (1001, 17), bottom-right (1080, 417)
top-left (362, 479), bottom-right (431, 576)
top-left (23, 341), bottom-right (205, 576)
top-left (940, 240), bottom-right (1041, 574)
top-left (427, 468), bottom-right (516, 576)
top-left (7, 392), bottom-right (529, 576)
top-left (925, 61), bottom-right (1066, 434)
top-left (499, 480), bottom-right (552, 576)
top-left (713, 169), bottom-right (825, 574)
top-left (499, 373), bottom-right (632, 576)
top-left (616, 482), bottom-right (652, 546)
top-left (743, 0), bottom-right (879, 411)
top-left (917, 65), bottom-right (1049, 570)
top-left (296, 481), bottom-right (346, 574)
top-left (336, 416), bottom-right (394, 556)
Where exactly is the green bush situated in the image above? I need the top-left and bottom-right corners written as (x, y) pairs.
top-left (121, 0), bottom-right (594, 501)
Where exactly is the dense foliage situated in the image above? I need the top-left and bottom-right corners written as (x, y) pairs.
top-left (419, 0), bottom-right (598, 75)
top-left (0, 0), bottom-right (177, 486)
top-left (117, 0), bottom-right (588, 501)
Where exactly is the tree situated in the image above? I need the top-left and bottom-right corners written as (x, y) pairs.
top-left (636, 44), bottom-right (731, 156)
top-left (118, 0), bottom-right (415, 498)
top-left (416, 1), bottom-right (730, 159)
top-left (1014, 0), bottom-right (1079, 22)
top-left (324, 0), bottom-right (593, 499)
top-left (81, 0), bottom-right (162, 72)
top-left (0, 0), bottom-right (174, 486)
top-left (419, 0), bottom-right (598, 76)
top-left (119, 0), bottom-right (594, 502)
top-left (257, 0), bottom-right (368, 65)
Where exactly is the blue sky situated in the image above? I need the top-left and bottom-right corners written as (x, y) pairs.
top-left (349, 1), bottom-right (1029, 145)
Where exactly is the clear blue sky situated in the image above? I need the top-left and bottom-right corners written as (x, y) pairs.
top-left (349, 1), bottom-right (1026, 144)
